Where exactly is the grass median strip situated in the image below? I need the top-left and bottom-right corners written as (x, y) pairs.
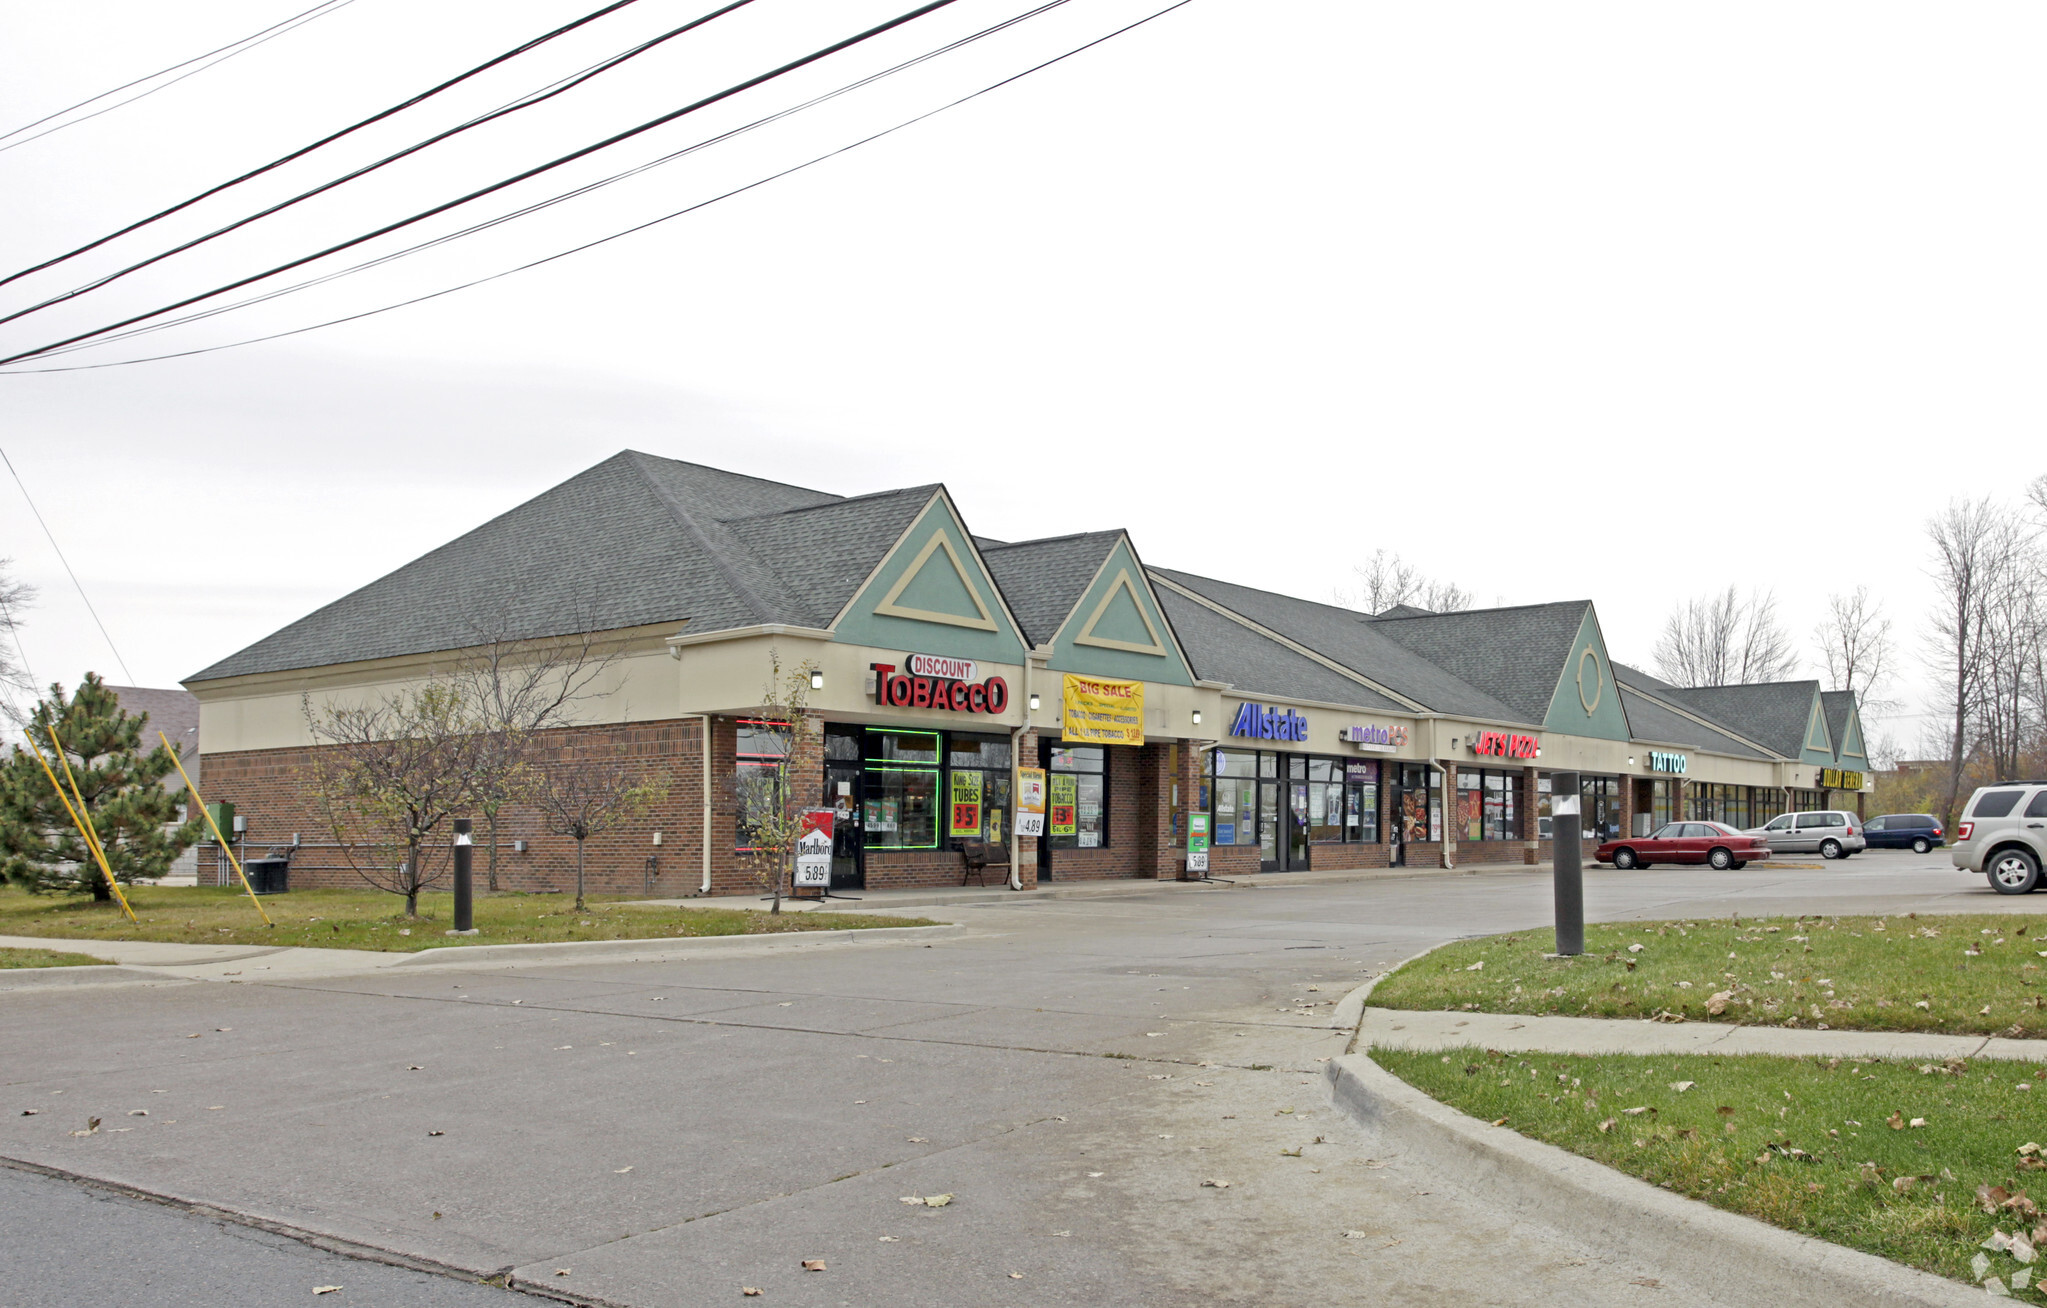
top-left (1369, 914), bottom-right (2047, 1038)
top-left (1377, 1046), bottom-right (2047, 1294)
top-left (0, 885), bottom-right (934, 953)
top-left (0, 946), bottom-right (107, 969)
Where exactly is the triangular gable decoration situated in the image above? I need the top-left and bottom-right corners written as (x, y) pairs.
top-left (1073, 568), bottom-right (1170, 656)
top-left (1841, 710), bottom-right (1867, 761)
top-left (1805, 698), bottom-right (1833, 753)
top-left (872, 532), bottom-right (998, 631)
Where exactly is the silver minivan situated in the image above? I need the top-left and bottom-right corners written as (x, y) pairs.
top-left (1745, 810), bottom-right (1867, 859)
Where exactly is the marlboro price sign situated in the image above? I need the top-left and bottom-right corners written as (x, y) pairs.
top-left (1016, 767), bottom-right (1047, 838)
top-left (794, 809), bottom-right (834, 888)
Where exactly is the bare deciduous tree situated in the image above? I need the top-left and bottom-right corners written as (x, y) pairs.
top-left (0, 560), bottom-right (37, 728)
top-left (1341, 549), bottom-right (1474, 614)
top-left (726, 649), bottom-right (818, 915)
top-left (1652, 586), bottom-right (1799, 687)
top-left (1812, 586), bottom-right (1896, 707)
top-left (303, 682), bottom-right (492, 917)
top-left (453, 615), bottom-right (625, 892)
top-left (1923, 496), bottom-right (2030, 825)
top-left (531, 751), bottom-right (665, 912)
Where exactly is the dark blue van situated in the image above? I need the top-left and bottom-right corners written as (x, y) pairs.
top-left (1863, 813), bottom-right (1945, 851)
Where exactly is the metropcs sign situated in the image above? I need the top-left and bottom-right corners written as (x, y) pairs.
top-left (1469, 730), bottom-right (1540, 760)
top-left (1339, 722), bottom-right (1409, 753)
top-left (870, 655), bottom-right (1009, 714)
top-left (1229, 702), bottom-right (1308, 742)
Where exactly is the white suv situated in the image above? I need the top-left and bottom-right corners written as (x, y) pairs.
top-left (1745, 810), bottom-right (1867, 860)
top-left (1949, 783), bottom-right (2047, 894)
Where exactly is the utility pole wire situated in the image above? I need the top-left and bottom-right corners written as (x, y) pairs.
top-left (0, 0), bottom-right (653, 291)
top-left (0, 446), bottom-right (136, 683)
top-left (0, 0), bottom-right (1199, 376)
top-left (0, 0), bottom-right (967, 369)
top-left (0, 0), bottom-right (356, 152)
top-left (0, 0), bottom-right (760, 329)
top-left (21, 0), bottom-right (1084, 364)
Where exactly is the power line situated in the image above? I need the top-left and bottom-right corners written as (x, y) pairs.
top-left (0, 0), bottom-right (970, 369)
top-left (22, 0), bottom-right (1085, 362)
top-left (0, 0), bottom-right (760, 328)
top-left (0, 1), bottom-right (358, 154)
top-left (0, 0), bottom-right (655, 292)
top-left (0, 445), bottom-right (135, 683)
top-left (1, 0), bottom-right (1198, 375)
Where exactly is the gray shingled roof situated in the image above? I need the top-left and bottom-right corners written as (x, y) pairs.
top-left (1618, 688), bottom-right (1771, 760)
top-left (1366, 602), bottom-right (1592, 725)
top-left (110, 685), bottom-right (201, 788)
top-left (1148, 569), bottom-right (1522, 721)
top-left (1662, 682), bottom-right (1822, 759)
top-left (188, 452), bottom-right (935, 682)
top-left (980, 532), bottom-right (1122, 648)
top-left (1155, 588), bottom-right (1405, 710)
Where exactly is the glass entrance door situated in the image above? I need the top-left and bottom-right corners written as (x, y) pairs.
top-left (1282, 781), bottom-right (1310, 870)
top-left (823, 761), bottom-right (865, 890)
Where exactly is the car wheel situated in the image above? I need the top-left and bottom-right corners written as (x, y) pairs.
top-left (1730, 860), bottom-right (1748, 870)
top-left (1989, 848), bottom-right (2041, 895)
top-left (1912, 838), bottom-right (1931, 854)
top-left (1820, 839), bottom-right (1842, 860)
top-left (1613, 848), bottom-right (1638, 870)
top-left (1708, 847), bottom-right (1734, 870)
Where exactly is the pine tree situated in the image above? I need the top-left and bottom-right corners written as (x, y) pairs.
top-left (0, 674), bottom-right (201, 899)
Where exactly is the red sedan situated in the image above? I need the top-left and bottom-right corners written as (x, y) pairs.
top-left (1597, 822), bottom-right (1772, 871)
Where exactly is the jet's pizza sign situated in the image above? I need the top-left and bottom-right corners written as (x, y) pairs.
top-left (870, 657), bottom-right (1009, 714)
top-left (1470, 730), bottom-right (1540, 760)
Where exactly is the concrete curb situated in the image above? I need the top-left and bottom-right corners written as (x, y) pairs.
top-left (0, 965), bottom-right (182, 992)
top-left (386, 921), bottom-right (964, 967)
top-left (1322, 1052), bottom-right (1980, 1307)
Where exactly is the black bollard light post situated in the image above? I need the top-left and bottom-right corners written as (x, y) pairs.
top-left (450, 818), bottom-right (477, 936)
top-left (1551, 770), bottom-right (1583, 957)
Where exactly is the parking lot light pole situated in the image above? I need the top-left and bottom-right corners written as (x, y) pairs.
top-left (449, 818), bottom-right (478, 936)
top-left (1551, 770), bottom-right (1583, 956)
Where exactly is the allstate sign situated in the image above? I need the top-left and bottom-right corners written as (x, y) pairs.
top-left (1229, 703), bottom-right (1308, 742)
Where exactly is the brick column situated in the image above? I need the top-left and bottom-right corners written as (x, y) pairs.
top-left (1521, 765), bottom-right (1540, 865)
top-left (1439, 759), bottom-right (1458, 868)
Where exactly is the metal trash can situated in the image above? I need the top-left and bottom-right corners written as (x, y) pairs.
top-left (244, 858), bottom-right (290, 895)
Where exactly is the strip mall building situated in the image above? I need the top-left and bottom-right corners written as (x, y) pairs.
top-left (186, 452), bottom-right (1875, 894)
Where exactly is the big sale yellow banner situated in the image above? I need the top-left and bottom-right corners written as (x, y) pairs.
top-left (1060, 674), bottom-right (1144, 747)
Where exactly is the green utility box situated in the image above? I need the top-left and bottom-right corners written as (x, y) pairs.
top-left (205, 801), bottom-right (235, 843)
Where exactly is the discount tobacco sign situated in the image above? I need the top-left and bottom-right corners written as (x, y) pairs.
top-left (870, 655), bottom-right (1010, 714)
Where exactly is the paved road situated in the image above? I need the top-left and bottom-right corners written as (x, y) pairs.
top-left (3, 851), bottom-right (2032, 1307)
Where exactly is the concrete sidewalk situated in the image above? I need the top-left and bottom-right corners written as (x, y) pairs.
top-left (1358, 1004), bottom-right (2047, 1063)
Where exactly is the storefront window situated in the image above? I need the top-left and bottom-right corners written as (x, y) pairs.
top-left (1396, 763), bottom-right (1439, 843)
top-left (1652, 779), bottom-right (1673, 829)
top-left (1346, 761), bottom-right (1378, 844)
top-left (736, 718), bottom-right (790, 851)
top-left (1754, 789), bottom-right (1786, 824)
top-left (946, 733), bottom-right (1012, 845)
top-left (1211, 749), bottom-right (1260, 846)
top-left (1458, 768), bottom-right (1520, 842)
top-left (865, 765), bottom-right (939, 849)
top-left (1537, 773), bottom-right (1552, 839)
top-left (827, 726), bottom-right (1010, 852)
top-left (1581, 776), bottom-right (1623, 842)
top-left (1048, 746), bottom-right (1108, 850)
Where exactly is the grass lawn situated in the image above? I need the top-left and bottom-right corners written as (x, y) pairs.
top-left (1378, 1046), bottom-right (2047, 1294)
top-left (0, 884), bottom-right (934, 953)
top-left (1369, 914), bottom-right (2047, 1038)
top-left (0, 946), bottom-right (108, 969)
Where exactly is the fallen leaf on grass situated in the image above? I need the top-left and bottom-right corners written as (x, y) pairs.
top-left (1597, 1118), bottom-right (1617, 1133)
top-left (1008, 1272), bottom-right (1024, 1279)
top-left (1201, 1179), bottom-right (1231, 1188)
top-left (127, 1110), bottom-right (146, 1117)
top-left (801, 1260), bottom-right (826, 1271)
top-left (923, 1194), bottom-right (952, 1208)
top-left (1280, 1147), bottom-right (1302, 1157)
top-left (1910, 1117), bottom-right (1927, 1128)
top-left (1622, 1107), bottom-right (1652, 1117)
top-left (1669, 1081), bottom-right (1695, 1092)
top-left (742, 1289), bottom-right (762, 1298)
top-left (1887, 1112), bottom-right (1905, 1130)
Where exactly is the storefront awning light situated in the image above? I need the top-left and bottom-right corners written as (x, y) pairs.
top-left (1192, 709), bottom-right (1202, 726)
top-left (809, 669), bottom-right (825, 691)
top-left (1029, 692), bottom-right (1041, 712)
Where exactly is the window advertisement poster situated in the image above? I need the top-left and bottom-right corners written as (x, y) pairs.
top-left (1050, 771), bottom-right (1078, 837)
top-left (949, 769), bottom-right (984, 838)
top-left (1186, 812), bottom-right (1210, 873)
top-left (1016, 766), bottom-right (1047, 837)
top-left (794, 809), bottom-right (834, 887)
top-left (1060, 674), bottom-right (1145, 746)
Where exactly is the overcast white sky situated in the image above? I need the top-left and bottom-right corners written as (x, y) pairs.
top-left (2, 0), bottom-right (2040, 752)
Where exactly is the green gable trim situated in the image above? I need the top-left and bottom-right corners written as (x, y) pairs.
top-left (1840, 709), bottom-right (1867, 762)
top-left (1540, 607), bottom-right (1632, 742)
top-left (1047, 539), bottom-right (1194, 686)
top-left (1801, 693), bottom-right (1836, 764)
top-left (833, 497), bottom-right (1026, 664)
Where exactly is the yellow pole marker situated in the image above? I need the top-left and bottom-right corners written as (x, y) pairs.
top-left (23, 727), bottom-right (136, 923)
top-left (159, 731), bottom-right (272, 928)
